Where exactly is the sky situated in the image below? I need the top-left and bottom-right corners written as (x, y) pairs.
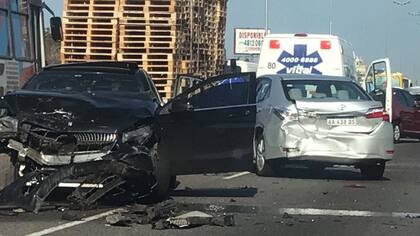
top-left (47, 0), bottom-right (420, 83)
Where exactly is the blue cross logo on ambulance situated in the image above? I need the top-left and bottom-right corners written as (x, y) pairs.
top-left (277, 44), bottom-right (323, 75)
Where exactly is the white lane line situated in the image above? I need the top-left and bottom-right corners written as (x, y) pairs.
top-left (26, 208), bottom-right (124, 236)
top-left (223, 171), bottom-right (250, 180)
top-left (278, 208), bottom-right (420, 219)
top-left (387, 163), bottom-right (420, 168)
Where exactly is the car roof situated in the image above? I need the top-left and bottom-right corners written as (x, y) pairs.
top-left (43, 62), bottom-right (141, 75)
top-left (262, 74), bottom-right (353, 82)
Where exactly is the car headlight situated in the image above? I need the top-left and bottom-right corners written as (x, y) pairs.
top-left (122, 125), bottom-right (153, 144)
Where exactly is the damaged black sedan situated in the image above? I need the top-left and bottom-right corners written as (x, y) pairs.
top-left (0, 62), bottom-right (258, 213)
top-left (0, 62), bottom-right (164, 212)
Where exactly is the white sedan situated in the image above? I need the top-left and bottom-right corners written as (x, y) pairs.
top-left (254, 74), bottom-right (394, 179)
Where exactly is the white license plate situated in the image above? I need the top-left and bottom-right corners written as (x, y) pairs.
top-left (327, 118), bottom-right (357, 126)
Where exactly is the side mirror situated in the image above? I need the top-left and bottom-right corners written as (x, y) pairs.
top-left (50, 17), bottom-right (63, 41)
top-left (171, 99), bottom-right (193, 113)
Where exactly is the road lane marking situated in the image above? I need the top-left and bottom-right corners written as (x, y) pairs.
top-left (26, 208), bottom-right (124, 236)
top-left (278, 208), bottom-right (420, 219)
top-left (223, 171), bottom-right (250, 180)
top-left (387, 163), bottom-right (420, 168)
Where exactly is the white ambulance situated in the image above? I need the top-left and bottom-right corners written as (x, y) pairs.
top-left (257, 33), bottom-right (357, 80)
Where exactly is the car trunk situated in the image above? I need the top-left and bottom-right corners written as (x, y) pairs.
top-left (294, 100), bottom-right (384, 134)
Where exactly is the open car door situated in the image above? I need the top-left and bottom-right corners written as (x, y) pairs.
top-left (158, 73), bottom-right (257, 175)
top-left (364, 58), bottom-right (393, 122)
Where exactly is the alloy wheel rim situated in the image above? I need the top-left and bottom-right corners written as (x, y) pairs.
top-left (394, 125), bottom-right (401, 141)
top-left (256, 138), bottom-right (265, 171)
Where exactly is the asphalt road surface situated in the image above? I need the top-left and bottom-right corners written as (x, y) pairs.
top-left (1, 140), bottom-right (420, 236)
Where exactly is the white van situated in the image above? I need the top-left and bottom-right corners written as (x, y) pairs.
top-left (257, 34), bottom-right (357, 80)
top-left (226, 59), bottom-right (258, 73)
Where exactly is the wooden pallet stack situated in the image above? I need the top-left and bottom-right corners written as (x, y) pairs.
top-left (62, 0), bottom-right (227, 100)
top-left (61, 0), bottom-right (119, 62)
top-left (118, 0), bottom-right (177, 99)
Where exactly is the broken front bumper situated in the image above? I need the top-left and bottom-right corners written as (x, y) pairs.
top-left (7, 139), bottom-right (109, 166)
top-left (0, 149), bottom-right (155, 213)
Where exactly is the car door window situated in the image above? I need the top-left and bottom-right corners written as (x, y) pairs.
top-left (173, 75), bottom-right (204, 97)
top-left (395, 91), bottom-right (408, 106)
top-left (256, 78), bottom-right (271, 102)
top-left (186, 74), bottom-right (252, 109)
top-left (402, 91), bottom-right (416, 107)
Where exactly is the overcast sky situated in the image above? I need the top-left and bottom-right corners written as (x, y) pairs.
top-left (47, 0), bottom-right (420, 83)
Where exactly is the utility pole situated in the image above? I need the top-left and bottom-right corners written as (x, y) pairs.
top-left (265, 0), bottom-right (269, 34)
top-left (329, 0), bottom-right (333, 35)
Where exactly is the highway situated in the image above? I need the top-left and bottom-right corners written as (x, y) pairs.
top-left (0, 140), bottom-right (419, 236)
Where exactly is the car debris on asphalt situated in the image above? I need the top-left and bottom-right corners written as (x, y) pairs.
top-left (344, 184), bottom-right (367, 189)
top-left (104, 199), bottom-right (235, 230)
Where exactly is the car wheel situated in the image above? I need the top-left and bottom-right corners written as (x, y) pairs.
top-left (393, 124), bottom-right (401, 143)
top-left (360, 163), bottom-right (385, 180)
top-left (150, 144), bottom-right (171, 200)
top-left (255, 135), bottom-right (273, 176)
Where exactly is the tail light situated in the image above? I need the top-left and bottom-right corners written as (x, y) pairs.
top-left (366, 109), bottom-right (390, 122)
top-left (270, 40), bottom-right (280, 49)
top-left (320, 40), bottom-right (331, 49)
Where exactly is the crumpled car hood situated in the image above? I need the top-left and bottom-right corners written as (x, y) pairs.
top-left (4, 90), bottom-right (156, 131)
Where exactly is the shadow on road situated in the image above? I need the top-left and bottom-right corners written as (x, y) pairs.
top-left (271, 166), bottom-right (390, 181)
top-left (171, 187), bottom-right (258, 198)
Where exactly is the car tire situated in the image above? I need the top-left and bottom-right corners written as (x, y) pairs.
top-left (360, 163), bottom-right (385, 180)
top-left (150, 144), bottom-right (171, 200)
top-left (255, 135), bottom-right (274, 177)
top-left (393, 124), bottom-right (401, 144)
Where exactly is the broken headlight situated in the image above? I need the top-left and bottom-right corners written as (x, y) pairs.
top-left (122, 125), bottom-right (152, 144)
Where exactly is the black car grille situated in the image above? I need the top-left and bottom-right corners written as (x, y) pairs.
top-left (74, 132), bottom-right (117, 144)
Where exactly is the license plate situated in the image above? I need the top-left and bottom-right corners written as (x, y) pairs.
top-left (327, 118), bottom-right (357, 126)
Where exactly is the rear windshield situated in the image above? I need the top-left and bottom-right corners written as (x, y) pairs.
top-left (282, 79), bottom-right (370, 101)
top-left (24, 71), bottom-right (150, 94)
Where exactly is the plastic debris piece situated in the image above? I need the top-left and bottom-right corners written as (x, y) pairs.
top-left (62, 211), bottom-right (83, 221)
top-left (106, 213), bottom-right (133, 227)
top-left (344, 184), bottom-right (367, 189)
top-left (168, 211), bottom-right (234, 228)
top-left (282, 212), bottom-right (293, 219)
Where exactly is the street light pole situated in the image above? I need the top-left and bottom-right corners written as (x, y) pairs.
top-left (329, 0), bottom-right (333, 35)
top-left (265, 0), bottom-right (268, 34)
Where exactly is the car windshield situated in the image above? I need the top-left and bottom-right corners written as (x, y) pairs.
top-left (282, 79), bottom-right (370, 101)
top-left (24, 71), bottom-right (149, 94)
